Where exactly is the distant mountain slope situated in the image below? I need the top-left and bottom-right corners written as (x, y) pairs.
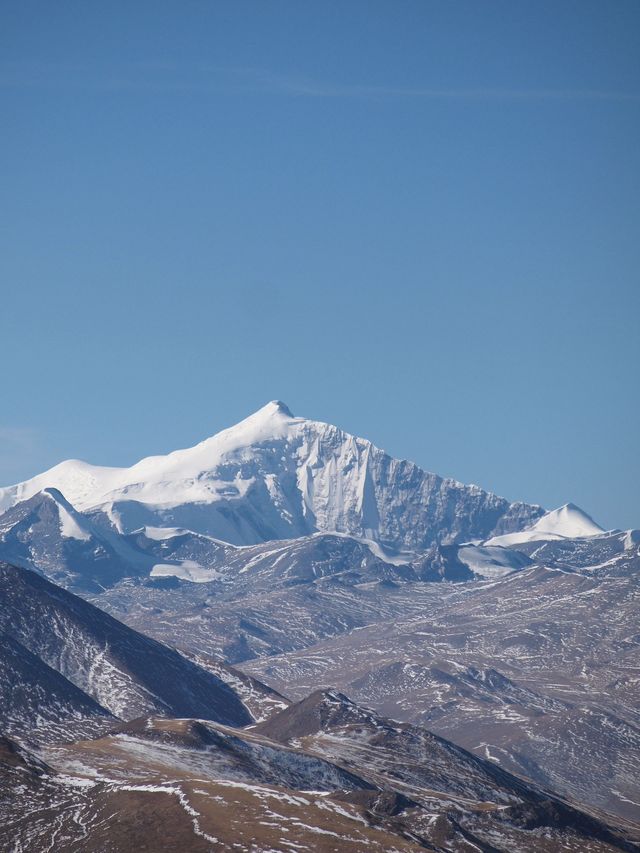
top-left (0, 571), bottom-right (638, 850)
top-left (245, 535), bottom-right (640, 823)
top-left (0, 561), bottom-right (253, 730)
top-left (0, 632), bottom-right (113, 742)
top-left (255, 689), bottom-right (586, 808)
top-left (0, 401), bottom-right (544, 550)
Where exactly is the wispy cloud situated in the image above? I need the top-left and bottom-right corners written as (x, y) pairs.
top-left (232, 67), bottom-right (640, 103)
top-left (1, 61), bottom-right (638, 103)
top-left (0, 425), bottom-right (40, 449)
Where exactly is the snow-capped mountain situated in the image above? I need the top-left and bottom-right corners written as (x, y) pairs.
top-left (0, 403), bottom-right (612, 595)
top-left (0, 401), bottom-right (545, 551)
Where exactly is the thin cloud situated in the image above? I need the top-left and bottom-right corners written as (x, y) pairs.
top-left (0, 425), bottom-right (40, 449)
top-left (234, 67), bottom-right (640, 102)
top-left (1, 61), bottom-right (638, 103)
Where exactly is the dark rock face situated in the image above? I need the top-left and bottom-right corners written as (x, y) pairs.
top-left (0, 490), bottom-right (535, 594)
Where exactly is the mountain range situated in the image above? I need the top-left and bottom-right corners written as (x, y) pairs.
top-left (0, 402), bottom-right (637, 852)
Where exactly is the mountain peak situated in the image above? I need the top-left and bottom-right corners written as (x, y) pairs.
top-left (266, 400), bottom-right (294, 417)
top-left (229, 400), bottom-right (295, 432)
top-left (539, 503), bottom-right (604, 537)
top-left (255, 688), bottom-right (380, 743)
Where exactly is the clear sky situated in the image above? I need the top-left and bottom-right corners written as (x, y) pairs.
top-left (1, 1), bottom-right (639, 529)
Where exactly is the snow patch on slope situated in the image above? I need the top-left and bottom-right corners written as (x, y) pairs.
top-left (0, 402), bottom-right (296, 513)
top-left (457, 545), bottom-right (530, 579)
top-left (58, 508), bottom-right (91, 541)
top-left (150, 561), bottom-right (223, 583)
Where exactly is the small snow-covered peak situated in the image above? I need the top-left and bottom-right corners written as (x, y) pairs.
top-left (486, 502), bottom-right (604, 547)
top-left (537, 503), bottom-right (604, 538)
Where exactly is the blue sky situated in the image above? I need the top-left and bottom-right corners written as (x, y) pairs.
top-left (1, 1), bottom-right (638, 528)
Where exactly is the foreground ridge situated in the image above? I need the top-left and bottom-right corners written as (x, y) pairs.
top-left (1, 561), bottom-right (638, 852)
